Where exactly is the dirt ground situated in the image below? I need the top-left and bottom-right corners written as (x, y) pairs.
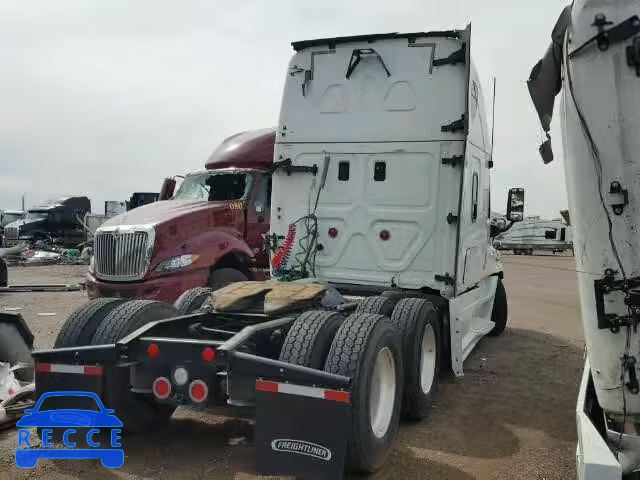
top-left (0, 254), bottom-right (584, 479)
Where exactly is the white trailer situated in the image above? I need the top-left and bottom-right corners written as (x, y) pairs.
top-left (493, 216), bottom-right (573, 255)
top-left (529, 1), bottom-right (640, 477)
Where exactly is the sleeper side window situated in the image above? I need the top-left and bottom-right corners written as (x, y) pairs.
top-left (471, 172), bottom-right (479, 222)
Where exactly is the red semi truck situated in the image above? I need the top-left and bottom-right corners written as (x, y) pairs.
top-left (86, 128), bottom-right (274, 303)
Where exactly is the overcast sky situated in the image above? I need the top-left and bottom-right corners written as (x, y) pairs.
top-left (0, 0), bottom-right (569, 218)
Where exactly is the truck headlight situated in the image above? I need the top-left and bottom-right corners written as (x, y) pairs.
top-left (155, 254), bottom-right (199, 273)
top-left (88, 255), bottom-right (95, 273)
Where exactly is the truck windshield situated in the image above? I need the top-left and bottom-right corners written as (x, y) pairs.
top-left (25, 211), bottom-right (48, 221)
top-left (174, 172), bottom-right (250, 202)
top-left (1, 214), bottom-right (22, 226)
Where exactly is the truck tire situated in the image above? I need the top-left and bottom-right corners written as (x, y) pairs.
top-left (54, 298), bottom-right (126, 348)
top-left (0, 258), bottom-right (7, 287)
top-left (209, 268), bottom-right (248, 291)
top-left (488, 278), bottom-right (508, 337)
top-left (174, 287), bottom-right (213, 316)
top-left (324, 313), bottom-right (403, 473)
top-left (390, 298), bottom-right (441, 420)
top-left (279, 310), bottom-right (345, 369)
top-left (92, 300), bottom-right (178, 344)
top-left (355, 296), bottom-right (397, 317)
top-left (91, 300), bottom-right (178, 433)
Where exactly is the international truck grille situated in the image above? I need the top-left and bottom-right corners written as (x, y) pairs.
top-left (3, 226), bottom-right (19, 244)
top-left (94, 230), bottom-right (151, 280)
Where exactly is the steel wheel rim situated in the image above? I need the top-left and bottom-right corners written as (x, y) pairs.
top-left (369, 347), bottom-right (396, 439)
top-left (420, 324), bottom-right (437, 394)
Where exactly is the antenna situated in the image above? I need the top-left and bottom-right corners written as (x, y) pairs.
top-left (490, 77), bottom-right (496, 162)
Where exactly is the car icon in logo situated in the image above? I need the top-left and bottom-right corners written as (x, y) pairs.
top-left (15, 391), bottom-right (124, 468)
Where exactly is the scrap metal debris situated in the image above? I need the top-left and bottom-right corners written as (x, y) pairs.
top-left (1, 240), bottom-right (90, 267)
top-left (0, 383), bottom-right (35, 429)
top-left (0, 363), bottom-right (20, 400)
top-left (0, 313), bottom-right (35, 428)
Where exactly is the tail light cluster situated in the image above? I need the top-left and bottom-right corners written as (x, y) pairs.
top-left (152, 377), bottom-right (171, 400)
top-left (327, 227), bottom-right (391, 241)
top-left (148, 343), bottom-right (215, 405)
top-left (189, 380), bottom-right (208, 403)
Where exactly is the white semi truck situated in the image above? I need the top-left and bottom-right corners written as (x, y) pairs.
top-left (529, 1), bottom-right (640, 478)
top-left (23, 26), bottom-right (521, 477)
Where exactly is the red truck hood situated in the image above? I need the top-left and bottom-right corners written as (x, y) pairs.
top-left (102, 200), bottom-right (232, 227)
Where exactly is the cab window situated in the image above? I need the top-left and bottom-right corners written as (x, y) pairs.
top-left (471, 172), bottom-right (479, 222)
top-left (253, 176), bottom-right (271, 214)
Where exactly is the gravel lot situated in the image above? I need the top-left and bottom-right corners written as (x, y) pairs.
top-left (0, 254), bottom-right (583, 479)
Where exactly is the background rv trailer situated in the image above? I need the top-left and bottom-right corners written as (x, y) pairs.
top-left (493, 215), bottom-right (573, 255)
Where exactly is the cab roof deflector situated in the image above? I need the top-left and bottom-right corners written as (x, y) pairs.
top-left (291, 30), bottom-right (462, 51)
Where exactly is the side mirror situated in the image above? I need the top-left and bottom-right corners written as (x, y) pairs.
top-left (539, 134), bottom-right (554, 164)
top-left (506, 188), bottom-right (525, 222)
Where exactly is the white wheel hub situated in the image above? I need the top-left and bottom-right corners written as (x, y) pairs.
top-left (369, 347), bottom-right (396, 439)
top-left (420, 324), bottom-right (437, 394)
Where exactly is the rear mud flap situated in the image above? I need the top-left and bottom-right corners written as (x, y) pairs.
top-left (254, 379), bottom-right (350, 479)
top-left (35, 364), bottom-right (104, 405)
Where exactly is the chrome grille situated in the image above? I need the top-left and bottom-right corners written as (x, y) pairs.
top-left (94, 230), bottom-right (151, 280)
top-left (4, 226), bottom-right (19, 241)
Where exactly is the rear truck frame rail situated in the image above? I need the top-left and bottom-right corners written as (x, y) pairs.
top-left (32, 310), bottom-right (351, 408)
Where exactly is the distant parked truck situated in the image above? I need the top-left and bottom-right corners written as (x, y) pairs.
top-left (493, 216), bottom-right (573, 255)
top-left (127, 192), bottom-right (159, 211)
top-left (0, 210), bottom-right (25, 245)
top-left (86, 128), bottom-right (274, 303)
top-left (2, 197), bottom-right (90, 247)
top-left (83, 201), bottom-right (129, 242)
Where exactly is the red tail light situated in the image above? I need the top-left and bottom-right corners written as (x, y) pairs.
top-left (189, 380), bottom-right (208, 403)
top-left (152, 377), bottom-right (171, 400)
top-left (202, 347), bottom-right (215, 362)
top-left (379, 230), bottom-right (391, 241)
top-left (328, 227), bottom-right (338, 238)
top-left (147, 343), bottom-right (160, 359)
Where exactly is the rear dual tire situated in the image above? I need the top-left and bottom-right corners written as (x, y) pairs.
top-left (54, 298), bottom-right (126, 348)
top-left (390, 298), bottom-right (441, 420)
top-left (279, 310), bottom-right (345, 369)
top-left (355, 296), bottom-right (397, 317)
top-left (174, 287), bottom-right (213, 316)
top-left (324, 313), bottom-right (403, 474)
top-left (280, 309), bottom-right (404, 474)
top-left (91, 300), bottom-right (178, 433)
